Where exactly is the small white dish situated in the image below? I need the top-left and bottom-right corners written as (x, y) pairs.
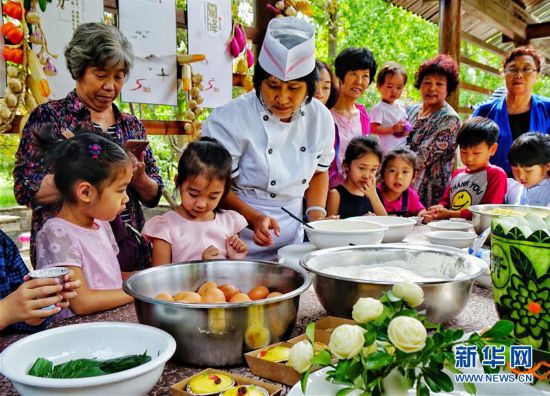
top-left (346, 216), bottom-right (416, 243)
top-left (277, 242), bottom-right (317, 269)
top-left (428, 220), bottom-right (473, 232)
top-left (305, 220), bottom-right (387, 249)
top-left (426, 230), bottom-right (478, 249)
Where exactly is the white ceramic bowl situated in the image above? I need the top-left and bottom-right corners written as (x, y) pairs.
top-left (0, 322), bottom-right (176, 396)
top-left (305, 220), bottom-right (387, 249)
top-left (426, 230), bottom-right (478, 249)
top-left (346, 216), bottom-right (416, 243)
top-left (277, 242), bottom-right (318, 269)
top-left (427, 220), bottom-right (473, 232)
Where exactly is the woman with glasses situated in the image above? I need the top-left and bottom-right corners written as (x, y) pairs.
top-left (473, 46), bottom-right (550, 176)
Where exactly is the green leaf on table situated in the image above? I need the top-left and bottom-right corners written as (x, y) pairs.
top-left (52, 358), bottom-right (103, 379)
top-left (482, 320), bottom-right (514, 339)
top-left (311, 349), bottom-right (332, 366)
top-left (364, 329), bottom-right (376, 346)
top-left (300, 368), bottom-right (311, 394)
top-left (364, 351), bottom-right (393, 370)
top-left (306, 322), bottom-right (315, 345)
top-left (445, 329), bottom-right (464, 343)
top-left (99, 351), bottom-right (151, 374)
top-left (422, 368), bottom-right (453, 392)
top-left (423, 373), bottom-right (441, 393)
top-left (464, 382), bottom-right (477, 395)
top-left (336, 388), bottom-right (355, 396)
top-left (432, 333), bottom-right (444, 346)
top-left (334, 359), bottom-right (351, 380)
top-left (434, 352), bottom-right (446, 363)
top-left (416, 379), bottom-right (430, 396)
top-left (348, 360), bottom-right (363, 382)
top-left (28, 357), bottom-right (53, 377)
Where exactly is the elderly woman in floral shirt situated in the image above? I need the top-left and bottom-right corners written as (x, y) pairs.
top-left (13, 22), bottom-right (163, 274)
top-left (406, 55), bottom-right (461, 207)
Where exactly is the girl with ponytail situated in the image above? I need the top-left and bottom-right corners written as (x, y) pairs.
top-left (34, 131), bottom-right (134, 318)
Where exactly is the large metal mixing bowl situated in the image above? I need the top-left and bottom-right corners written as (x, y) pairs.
top-left (469, 204), bottom-right (550, 236)
top-left (123, 260), bottom-right (311, 366)
top-left (300, 244), bottom-right (488, 323)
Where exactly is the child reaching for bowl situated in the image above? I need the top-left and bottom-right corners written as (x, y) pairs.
top-left (508, 132), bottom-right (550, 206)
top-left (33, 131), bottom-right (134, 317)
top-left (142, 137), bottom-right (248, 265)
top-left (326, 135), bottom-right (387, 218)
top-left (369, 62), bottom-right (412, 153)
top-left (377, 148), bottom-right (426, 217)
top-left (0, 229), bottom-right (80, 332)
top-left (425, 117), bottom-right (507, 222)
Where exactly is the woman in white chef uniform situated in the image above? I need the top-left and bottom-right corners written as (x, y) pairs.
top-left (203, 17), bottom-right (335, 260)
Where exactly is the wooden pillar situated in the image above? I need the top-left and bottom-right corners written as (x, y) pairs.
top-left (254, 0), bottom-right (272, 47)
top-left (439, 0), bottom-right (461, 111)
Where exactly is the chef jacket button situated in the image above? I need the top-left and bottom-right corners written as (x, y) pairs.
top-left (270, 193), bottom-right (276, 198)
top-left (263, 115), bottom-right (269, 121)
top-left (268, 148), bottom-right (273, 154)
top-left (300, 110), bottom-right (305, 116)
top-left (302, 179), bottom-right (307, 184)
top-left (270, 180), bottom-right (276, 186)
top-left (300, 146), bottom-right (306, 152)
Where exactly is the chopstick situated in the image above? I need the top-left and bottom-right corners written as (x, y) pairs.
top-left (281, 207), bottom-right (314, 229)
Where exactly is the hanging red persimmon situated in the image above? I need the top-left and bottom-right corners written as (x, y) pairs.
top-left (3, 47), bottom-right (24, 64)
top-left (3, 1), bottom-right (24, 20)
top-left (2, 22), bottom-right (24, 44)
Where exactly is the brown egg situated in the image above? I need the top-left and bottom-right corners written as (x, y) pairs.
top-left (155, 292), bottom-right (174, 302)
top-left (219, 284), bottom-right (240, 301)
top-left (197, 281), bottom-right (217, 295)
top-left (230, 293), bottom-right (252, 303)
top-left (201, 287), bottom-right (226, 303)
top-left (173, 291), bottom-right (201, 303)
top-left (248, 286), bottom-right (269, 300)
top-left (267, 292), bottom-right (283, 298)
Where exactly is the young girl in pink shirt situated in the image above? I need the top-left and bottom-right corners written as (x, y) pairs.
top-left (142, 137), bottom-right (248, 265)
top-left (34, 132), bottom-right (134, 318)
top-left (378, 148), bottom-right (426, 217)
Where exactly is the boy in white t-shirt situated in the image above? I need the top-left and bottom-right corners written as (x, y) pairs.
top-left (370, 62), bottom-right (412, 153)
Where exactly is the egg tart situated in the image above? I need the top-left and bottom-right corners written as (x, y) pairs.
top-left (186, 373), bottom-right (234, 395)
top-left (222, 384), bottom-right (269, 396)
top-left (257, 345), bottom-right (290, 362)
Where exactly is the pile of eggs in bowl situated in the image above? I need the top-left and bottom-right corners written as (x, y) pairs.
top-left (155, 281), bottom-right (283, 304)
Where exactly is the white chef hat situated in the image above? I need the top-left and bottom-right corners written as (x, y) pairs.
top-left (258, 17), bottom-right (316, 82)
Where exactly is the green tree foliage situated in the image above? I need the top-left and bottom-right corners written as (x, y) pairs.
top-left (310, 0), bottom-right (439, 107)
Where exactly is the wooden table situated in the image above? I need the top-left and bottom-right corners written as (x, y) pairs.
top-left (0, 226), bottom-right (499, 395)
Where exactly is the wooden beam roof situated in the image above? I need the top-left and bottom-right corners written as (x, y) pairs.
top-left (388, 0), bottom-right (550, 60)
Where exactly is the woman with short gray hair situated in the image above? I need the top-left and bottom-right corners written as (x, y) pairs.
top-left (14, 22), bottom-right (163, 274)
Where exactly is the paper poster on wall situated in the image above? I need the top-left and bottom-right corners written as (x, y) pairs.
top-left (0, 9), bottom-right (6, 97)
top-left (187, 0), bottom-right (233, 108)
top-left (33, 0), bottom-right (103, 100)
top-left (119, 0), bottom-right (177, 106)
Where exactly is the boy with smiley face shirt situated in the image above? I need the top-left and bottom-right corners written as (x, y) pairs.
top-left (425, 117), bottom-right (507, 221)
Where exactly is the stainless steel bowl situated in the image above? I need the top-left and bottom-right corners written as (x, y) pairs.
top-left (469, 204), bottom-right (550, 240)
top-left (123, 260), bottom-right (311, 366)
top-left (300, 244), bottom-right (488, 323)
